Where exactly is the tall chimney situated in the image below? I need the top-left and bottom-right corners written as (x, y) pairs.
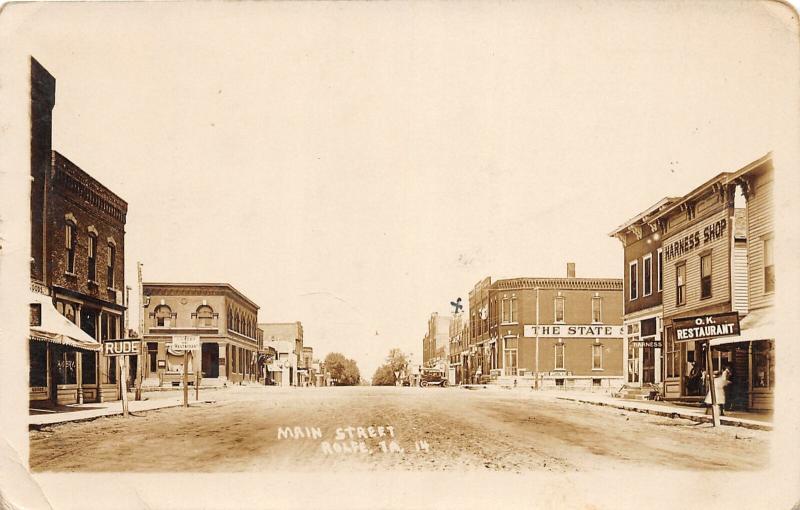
top-left (567, 262), bottom-right (576, 278)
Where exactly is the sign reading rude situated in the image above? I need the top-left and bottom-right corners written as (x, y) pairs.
top-left (103, 339), bottom-right (142, 357)
top-left (673, 311), bottom-right (740, 343)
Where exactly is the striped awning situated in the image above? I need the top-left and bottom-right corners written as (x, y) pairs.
top-left (29, 291), bottom-right (101, 352)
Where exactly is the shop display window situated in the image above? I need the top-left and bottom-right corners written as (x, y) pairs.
top-left (753, 340), bottom-right (774, 388)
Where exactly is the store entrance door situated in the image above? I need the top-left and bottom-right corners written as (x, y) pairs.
top-left (642, 347), bottom-right (655, 384)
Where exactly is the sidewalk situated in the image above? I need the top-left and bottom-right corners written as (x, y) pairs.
top-left (29, 395), bottom-right (214, 429)
top-left (554, 391), bottom-right (772, 431)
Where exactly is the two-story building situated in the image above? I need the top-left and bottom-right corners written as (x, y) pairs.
top-left (610, 197), bottom-right (677, 392)
top-left (649, 171), bottom-right (750, 403)
top-left (466, 265), bottom-right (624, 389)
top-left (260, 322), bottom-right (304, 386)
top-left (141, 283), bottom-right (261, 387)
top-left (29, 57), bottom-right (128, 407)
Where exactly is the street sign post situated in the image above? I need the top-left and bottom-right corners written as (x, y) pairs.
top-left (673, 312), bottom-right (741, 427)
top-left (171, 335), bottom-right (200, 408)
top-left (102, 338), bottom-right (142, 418)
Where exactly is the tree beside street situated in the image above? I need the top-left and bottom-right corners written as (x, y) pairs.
top-left (371, 348), bottom-right (410, 386)
top-left (324, 352), bottom-right (361, 386)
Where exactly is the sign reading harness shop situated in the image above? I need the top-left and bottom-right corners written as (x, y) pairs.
top-left (103, 338), bottom-right (142, 357)
top-left (673, 312), bottom-right (740, 343)
top-left (523, 325), bottom-right (624, 338)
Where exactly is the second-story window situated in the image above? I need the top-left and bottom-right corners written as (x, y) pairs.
top-left (87, 234), bottom-right (97, 282)
top-left (65, 222), bottom-right (76, 274)
top-left (591, 295), bottom-right (602, 323)
top-left (107, 243), bottom-right (116, 288)
top-left (657, 248), bottom-right (663, 292)
top-left (629, 260), bottom-right (638, 300)
top-left (643, 254), bottom-right (652, 296)
top-left (676, 263), bottom-right (686, 306)
top-left (700, 253), bottom-right (712, 299)
top-left (764, 236), bottom-right (775, 293)
top-left (155, 305), bottom-right (173, 327)
top-left (554, 296), bottom-right (565, 323)
top-left (196, 305), bottom-right (214, 327)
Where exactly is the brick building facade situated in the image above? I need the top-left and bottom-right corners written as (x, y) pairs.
top-left (466, 265), bottom-right (624, 388)
top-left (29, 57), bottom-right (129, 406)
top-left (142, 283), bottom-right (261, 387)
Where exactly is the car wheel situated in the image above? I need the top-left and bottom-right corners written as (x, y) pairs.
top-left (441, 380), bottom-right (448, 388)
top-left (421, 381), bottom-right (428, 387)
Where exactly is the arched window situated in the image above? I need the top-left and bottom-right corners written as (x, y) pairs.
top-left (155, 305), bottom-right (174, 327)
top-left (65, 221), bottom-right (77, 274)
top-left (87, 233), bottom-right (97, 282)
top-left (196, 305), bottom-right (214, 327)
top-left (227, 307), bottom-right (233, 329)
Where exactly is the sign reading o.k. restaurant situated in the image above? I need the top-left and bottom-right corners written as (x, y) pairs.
top-left (103, 338), bottom-right (142, 357)
top-left (673, 311), bottom-right (740, 343)
top-left (523, 324), bottom-right (624, 338)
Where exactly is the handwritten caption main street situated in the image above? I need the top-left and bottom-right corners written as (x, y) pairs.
top-left (277, 426), bottom-right (430, 455)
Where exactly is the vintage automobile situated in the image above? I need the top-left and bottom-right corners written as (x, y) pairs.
top-left (419, 367), bottom-right (448, 387)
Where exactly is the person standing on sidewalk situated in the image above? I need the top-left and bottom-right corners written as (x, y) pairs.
top-left (704, 366), bottom-right (731, 416)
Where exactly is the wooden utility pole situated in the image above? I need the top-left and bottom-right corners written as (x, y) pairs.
top-left (135, 262), bottom-right (145, 401)
top-left (705, 340), bottom-right (721, 427)
top-left (195, 349), bottom-right (201, 401)
top-left (120, 355), bottom-right (130, 418)
top-left (183, 351), bottom-right (189, 408)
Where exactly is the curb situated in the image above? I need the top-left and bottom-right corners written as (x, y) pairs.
top-left (557, 397), bottom-right (772, 431)
top-left (29, 400), bottom-right (215, 431)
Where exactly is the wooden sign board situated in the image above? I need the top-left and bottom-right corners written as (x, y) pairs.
top-left (103, 339), bottom-right (142, 357)
top-left (171, 335), bottom-right (200, 351)
top-left (673, 311), bottom-right (740, 343)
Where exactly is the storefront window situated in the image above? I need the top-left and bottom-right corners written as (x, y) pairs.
top-left (753, 340), bottom-right (774, 388)
top-left (56, 349), bottom-right (77, 385)
top-left (665, 326), bottom-right (679, 378)
top-left (82, 351), bottom-right (96, 385)
top-left (29, 340), bottom-right (48, 387)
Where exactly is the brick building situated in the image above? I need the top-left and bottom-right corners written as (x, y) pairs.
top-left (448, 311), bottom-right (469, 385)
top-left (610, 197), bottom-right (677, 393)
top-left (29, 57), bottom-right (129, 406)
top-left (422, 312), bottom-right (451, 370)
top-left (467, 265), bottom-right (624, 389)
top-left (141, 283), bottom-right (261, 387)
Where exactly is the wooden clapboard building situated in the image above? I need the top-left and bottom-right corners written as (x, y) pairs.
top-left (633, 154), bottom-right (774, 409)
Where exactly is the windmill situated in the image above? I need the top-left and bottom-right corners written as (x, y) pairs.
top-left (450, 297), bottom-right (464, 314)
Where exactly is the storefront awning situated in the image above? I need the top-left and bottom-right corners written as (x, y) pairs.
top-left (710, 308), bottom-right (774, 346)
top-left (29, 291), bottom-right (101, 351)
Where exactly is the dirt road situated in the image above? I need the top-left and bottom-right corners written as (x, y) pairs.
top-left (29, 386), bottom-right (769, 472)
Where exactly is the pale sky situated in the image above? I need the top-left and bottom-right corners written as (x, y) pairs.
top-left (5, 1), bottom-right (797, 378)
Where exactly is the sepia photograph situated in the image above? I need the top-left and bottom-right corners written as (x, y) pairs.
top-left (1, 1), bottom-right (799, 509)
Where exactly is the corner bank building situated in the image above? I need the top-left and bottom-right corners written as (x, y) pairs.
top-left (29, 57), bottom-right (129, 406)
